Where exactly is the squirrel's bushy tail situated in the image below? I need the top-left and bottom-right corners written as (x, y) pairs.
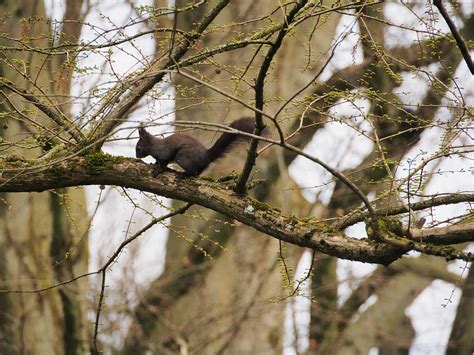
top-left (207, 117), bottom-right (256, 162)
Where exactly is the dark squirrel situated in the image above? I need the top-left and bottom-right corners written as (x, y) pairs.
top-left (136, 117), bottom-right (257, 176)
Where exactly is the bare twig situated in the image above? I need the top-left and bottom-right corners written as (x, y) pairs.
top-left (0, 78), bottom-right (84, 142)
top-left (92, 200), bottom-right (192, 352)
top-left (432, 0), bottom-right (473, 74)
top-left (87, 0), bottom-right (231, 148)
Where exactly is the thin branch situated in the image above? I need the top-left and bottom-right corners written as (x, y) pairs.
top-left (0, 203), bottom-right (191, 293)
top-left (93, 202), bottom-right (192, 353)
top-left (1, 90), bottom-right (73, 146)
top-left (236, 0), bottom-right (310, 194)
top-left (433, 0), bottom-right (473, 74)
top-left (92, 270), bottom-right (106, 354)
top-left (170, 69), bottom-right (274, 120)
top-left (279, 240), bottom-right (292, 287)
top-left (337, 193), bottom-right (474, 229)
top-left (87, 0), bottom-right (231, 148)
top-left (0, 78), bottom-right (84, 142)
top-left (381, 231), bottom-right (472, 262)
top-left (0, 28), bottom-right (189, 55)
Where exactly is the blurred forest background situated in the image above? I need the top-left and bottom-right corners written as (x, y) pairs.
top-left (0, 0), bottom-right (473, 354)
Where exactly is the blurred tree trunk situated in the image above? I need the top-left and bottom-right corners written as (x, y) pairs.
top-left (124, 1), bottom-right (342, 353)
top-left (447, 265), bottom-right (474, 355)
top-left (0, 0), bottom-right (89, 353)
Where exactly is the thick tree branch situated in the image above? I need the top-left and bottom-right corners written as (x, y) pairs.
top-left (1, 156), bottom-right (472, 264)
top-left (409, 223), bottom-right (474, 245)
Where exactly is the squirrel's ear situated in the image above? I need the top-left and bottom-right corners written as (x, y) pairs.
top-left (138, 126), bottom-right (147, 138)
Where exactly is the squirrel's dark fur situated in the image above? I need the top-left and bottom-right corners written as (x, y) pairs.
top-left (136, 117), bottom-right (256, 176)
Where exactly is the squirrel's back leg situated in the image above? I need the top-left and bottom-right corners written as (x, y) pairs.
top-left (175, 150), bottom-right (208, 176)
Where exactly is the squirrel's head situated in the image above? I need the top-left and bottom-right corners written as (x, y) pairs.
top-left (136, 126), bottom-right (150, 158)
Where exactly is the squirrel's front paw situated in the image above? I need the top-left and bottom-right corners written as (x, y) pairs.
top-left (152, 164), bottom-right (165, 177)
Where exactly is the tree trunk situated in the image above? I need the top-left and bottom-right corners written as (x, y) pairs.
top-left (447, 265), bottom-right (474, 355)
top-left (0, 1), bottom-right (89, 353)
